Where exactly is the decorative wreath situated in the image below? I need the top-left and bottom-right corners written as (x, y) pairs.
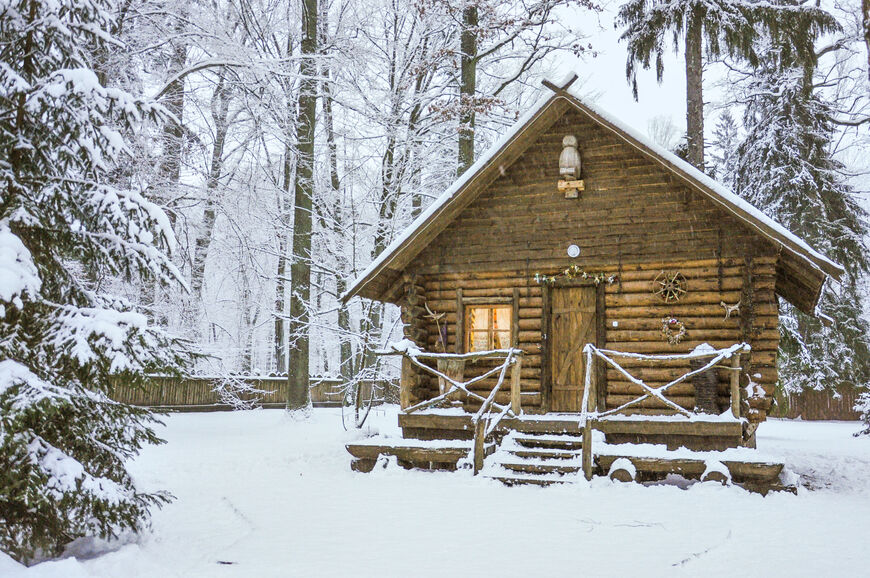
top-left (535, 264), bottom-right (616, 286)
top-left (661, 317), bottom-right (687, 345)
top-left (653, 271), bottom-right (687, 302)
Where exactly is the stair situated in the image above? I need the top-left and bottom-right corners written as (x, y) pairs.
top-left (482, 431), bottom-right (585, 486)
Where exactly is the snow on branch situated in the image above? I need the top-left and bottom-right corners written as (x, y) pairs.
top-left (27, 436), bottom-right (128, 504)
top-left (0, 360), bottom-right (70, 409)
top-left (47, 303), bottom-right (184, 375)
top-left (0, 224), bottom-right (41, 317)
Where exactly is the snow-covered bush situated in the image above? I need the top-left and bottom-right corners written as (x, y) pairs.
top-left (0, 0), bottom-right (191, 563)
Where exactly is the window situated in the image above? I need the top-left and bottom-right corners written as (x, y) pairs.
top-left (465, 305), bottom-right (512, 352)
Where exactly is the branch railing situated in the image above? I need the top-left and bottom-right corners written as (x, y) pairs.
top-left (378, 343), bottom-right (524, 474)
top-left (578, 342), bottom-right (751, 480)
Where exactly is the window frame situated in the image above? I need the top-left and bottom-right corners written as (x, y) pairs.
top-left (464, 303), bottom-right (513, 353)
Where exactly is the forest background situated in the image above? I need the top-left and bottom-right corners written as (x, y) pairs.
top-left (100, 0), bottom-right (870, 401)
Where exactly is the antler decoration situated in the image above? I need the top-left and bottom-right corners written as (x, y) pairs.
top-left (424, 303), bottom-right (447, 352)
top-left (720, 300), bottom-right (741, 319)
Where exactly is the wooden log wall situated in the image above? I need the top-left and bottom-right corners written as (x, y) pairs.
top-left (410, 109), bottom-right (775, 278)
top-left (398, 274), bottom-right (429, 407)
top-left (421, 272), bottom-right (544, 410)
top-left (602, 257), bottom-right (778, 419)
top-left (411, 256), bottom-right (779, 419)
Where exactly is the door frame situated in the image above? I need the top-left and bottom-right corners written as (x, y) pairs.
top-left (541, 279), bottom-right (607, 413)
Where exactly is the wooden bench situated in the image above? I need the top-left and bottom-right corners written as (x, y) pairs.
top-left (596, 453), bottom-right (792, 494)
top-left (346, 439), bottom-right (496, 472)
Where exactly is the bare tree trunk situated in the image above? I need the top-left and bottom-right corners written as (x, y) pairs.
top-left (274, 145), bottom-right (291, 374)
top-left (863, 0), bottom-right (870, 82)
top-left (190, 73), bottom-right (231, 302)
top-left (685, 10), bottom-right (704, 170)
top-left (286, 0), bottom-right (318, 410)
top-left (143, 12), bottom-right (187, 317)
top-left (407, 59), bottom-right (429, 219)
top-left (360, 114), bottom-right (402, 378)
top-left (318, 5), bottom-right (352, 381)
top-left (458, 4), bottom-right (478, 176)
top-left (274, 31), bottom-right (296, 376)
top-left (321, 72), bottom-right (354, 381)
top-left (240, 267), bottom-right (254, 373)
top-left (160, 27), bottom-right (188, 193)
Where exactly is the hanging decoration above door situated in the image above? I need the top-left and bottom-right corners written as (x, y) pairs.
top-left (534, 264), bottom-right (617, 286)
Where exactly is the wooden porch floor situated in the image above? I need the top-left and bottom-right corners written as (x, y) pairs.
top-left (398, 410), bottom-right (744, 450)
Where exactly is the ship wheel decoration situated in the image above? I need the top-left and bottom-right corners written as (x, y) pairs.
top-left (653, 271), bottom-right (687, 303)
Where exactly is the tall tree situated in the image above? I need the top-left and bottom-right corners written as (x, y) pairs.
top-left (864, 0), bottom-right (870, 80)
top-left (150, 3), bottom-right (189, 198)
top-left (437, 0), bottom-right (597, 175)
top-left (231, 0), bottom-right (299, 375)
top-left (287, 0), bottom-right (319, 410)
top-left (0, 0), bottom-right (189, 562)
top-left (617, 0), bottom-right (838, 170)
top-left (189, 72), bottom-right (234, 304)
top-left (458, 3), bottom-right (478, 175)
top-left (732, 47), bottom-right (870, 396)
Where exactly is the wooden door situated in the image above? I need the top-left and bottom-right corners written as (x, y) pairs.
top-left (550, 286), bottom-right (597, 412)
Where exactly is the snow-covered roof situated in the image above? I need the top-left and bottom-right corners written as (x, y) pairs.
top-left (342, 73), bottom-right (843, 312)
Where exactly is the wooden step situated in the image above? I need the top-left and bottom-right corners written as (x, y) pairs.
top-left (512, 434), bottom-right (584, 451)
top-left (399, 412), bottom-right (587, 436)
top-left (507, 448), bottom-right (580, 460)
top-left (488, 474), bottom-right (573, 487)
top-left (500, 461), bottom-right (581, 475)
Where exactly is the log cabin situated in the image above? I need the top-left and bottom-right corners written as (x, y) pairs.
top-left (341, 74), bottom-right (842, 489)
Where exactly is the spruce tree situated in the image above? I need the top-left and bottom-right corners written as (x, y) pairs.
top-left (709, 110), bottom-right (740, 189)
top-left (732, 49), bottom-right (870, 397)
top-left (616, 0), bottom-right (838, 170)
top-left (0, 0), bottom-right (190, 563)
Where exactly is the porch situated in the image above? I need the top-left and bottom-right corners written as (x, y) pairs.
top-left (346, 342), bottom-right (791, 493)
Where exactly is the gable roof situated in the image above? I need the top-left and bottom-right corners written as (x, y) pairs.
top-left (342, 74), bottom-right (844, 315)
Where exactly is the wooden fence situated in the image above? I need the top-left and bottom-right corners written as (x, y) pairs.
top-left (111, 375), bottom-right (399, 411)
top-left (109, 373), bottom-right (862, 420)
top-left (771, 386), bottom-right (863, 421)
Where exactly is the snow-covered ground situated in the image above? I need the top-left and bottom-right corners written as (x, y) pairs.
top-left (3, 407), bottom-right (870, 577)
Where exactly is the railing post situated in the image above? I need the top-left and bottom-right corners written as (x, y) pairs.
top-left (730, 350), bottom-right (742, 418)
top-left (510, 353), bottom-right (522, 415)
top-left (473, 418), bottom-right (486, 475)
top-left (588, 353), bottom-right (597, 413)
top-left (400, 356), bottom-right (413, 410)
top-left (582, 416), bottom-right (593, 481)
top-left (582, 346), bottom-right (595, 481)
